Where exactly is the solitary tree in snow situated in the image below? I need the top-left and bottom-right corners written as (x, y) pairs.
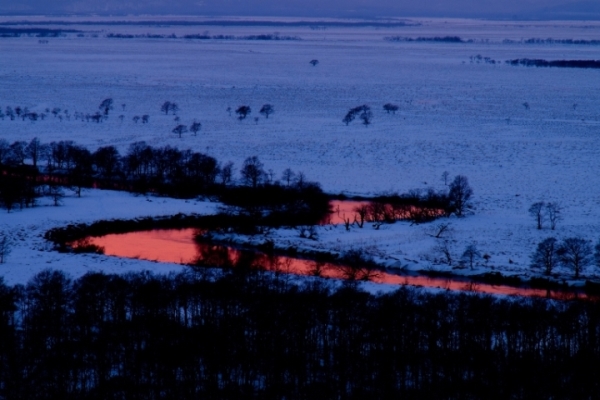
top-left (260, 104), bottom-right (274, 119)
top-left (546, 202), bottom-right (562, 230)
top-left (99, 98), bottom-right (114, 116)
top-left (236, 106), bottom-right (251, 120)
top-left (309, 59), bottom-right (319, 66)
top-left (531, 237), bottom-right (559, 276)
top-left (461, 244), bottom-right (480, 270)
top-left (190, 121), bottom-right (202, 136)
top-left (448, 175), bottom-right (473, 217)
top-left (383, 103), bottom-right (399, 114)
top-left (558, 237), bottom-right (593, 279)
top-left (172, 124), bottom-right (188, 139)
top-left (0, 233), bottom-right (11, 264)
top-left (529, 201), bottom-right (545, 230)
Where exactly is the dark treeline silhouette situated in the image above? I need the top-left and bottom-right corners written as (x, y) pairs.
top-left (0, 269), bottom-right (599, 398)
top-left (106, 33), bottom-right (301, 41)
top-left (0, 139), bottom-right (329, 222)
top-left (507, 58), bottom-right (600, 69)
top-left (0, 27), bottom-right (78, 37)
top-left (385, 36), bottom-right (468, 43)
top-left (504, 38), bottom-right (600, 45)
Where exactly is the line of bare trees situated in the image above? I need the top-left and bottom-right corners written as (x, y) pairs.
top-left (0, 268), bottom-right (598, 399)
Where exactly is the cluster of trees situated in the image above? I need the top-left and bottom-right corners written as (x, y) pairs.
top-left (0, 98), bottom-right (150, 125)
top-left (0, 138), bottom-right (328, 220)
top-left (0, 269), bottom-right (598, 398)
top-left (231, 104), bottom-right (274, 122)
top-left (529, 201), bottom-right (561, 230)
top-left (339, 175), bottom-right (473, 230)
top-left (531, 236), bottom-right (600, 278)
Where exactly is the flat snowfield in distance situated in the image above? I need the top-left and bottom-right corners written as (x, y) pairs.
top-left (1, 17), bottom-right (600, 285)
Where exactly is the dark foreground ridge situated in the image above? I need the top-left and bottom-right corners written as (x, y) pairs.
top-left (0, 269), bottom-right (599, 399)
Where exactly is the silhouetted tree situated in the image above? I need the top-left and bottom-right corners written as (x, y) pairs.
top-left (0, 233), bottom-right (10, 263)
top-left (529, 201), bottom-right (545, 230)
top-left (383, 103), bottom-right (399, 114)
top-left (259, 104), bottom-right (274, 119)
top-left (531, 237), bottom-right (559, 275)
top-left (236, 105), bottom-right (251, 120)
top-left (99, 98), bottom-right (114, 116)
top-left (448, 175), bottom-right (473, 216)
top-left (241, 156), bottom-right (264, 188)
top-left (558, 237), bottom-right (593, 279)
top-left (546, 202), bottom-right (562, 230)
top-left (25, 137), bottom-right (48, 168)
top-left (219, 161), bottom-right (234, 186)
top-left (281, 168), bottom-right (295, 187)
top-left (133, 116), bottom-right (140, 124)
top-left (461, 243), bottom-right (480, 269)
top-left (309, 59), bottom-right (319, 66)
top-left (190, 121), bottom-right (202, 136)
top-left (142, 115), bottom-right (149, 124)
top-left (172, 124), bottom-right (188, 139)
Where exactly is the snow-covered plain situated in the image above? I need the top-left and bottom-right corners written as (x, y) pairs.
top-left (1, 17), bottom-right (600, 289)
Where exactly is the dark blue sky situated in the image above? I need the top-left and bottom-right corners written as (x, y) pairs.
top-left (1, 0), bottom-right (599, 19)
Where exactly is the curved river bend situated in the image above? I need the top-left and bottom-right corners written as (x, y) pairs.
top-left (81, 228), bottom-right (589, 301)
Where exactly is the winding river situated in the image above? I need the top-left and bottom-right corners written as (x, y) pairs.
top-left (80, 227), bottom-right (589, 301)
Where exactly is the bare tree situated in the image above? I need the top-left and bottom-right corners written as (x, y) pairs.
top-left (190, 121), bottom-right (202, 136)
top-left (172, 124), bottom-right (188, 139)
top-left (25, 137), bottom-right (48, 168)
top-left (236, 105), bottom-right (251, 120)
top-left (528, 201), bottom-right (545, 230)
top-left (0, 233), bottom-right (11, 264)
top-left (430, 222), bottom-right (452, 239)
top-left (546, 202), bottom-right (562, 230)
top-left (161, 101), bottom-right (172, 115)
top-left (531, 237), bottom-right (559, 275)
top-left (259, 104), bottom-right (274, 119)
top-left (240, 156), bottom-right (264, 188)
top-left (142, 115), bottom-right (149, 124)
top-left (353, 205), bottom-right (369, 228)
top-left (281, 168), bottom-right (295, 187)
top-left (441, 171), bottom-right (450, 186)
top-left (133, 116), bottom-right (140, 124)
top-left (435, 240), bottom-right (453, 265)
top-left (226, 106), bottom-right (232, 116)
top-left (99, 98), bottom-right (114, 116)
top-left (461, 243), bottom-right (480, 270)
top-left (558, 237), bottom-right (593, 279)
top-left (448, 175), bottom-right (473, 217)
top-left (219, 161), bottom-right (234, 186)
top-left (309, 59), bottom-right (319, 66)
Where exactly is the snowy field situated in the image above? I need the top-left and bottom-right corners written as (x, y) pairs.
top-left (1, 17), bottom-right (600, 288)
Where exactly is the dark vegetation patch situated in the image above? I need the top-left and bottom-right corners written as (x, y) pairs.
top-left (0, 269), bottom-right (599, 399)
top-left (106, 33), bottom-right (301, 40)
top-left (0, 20), bottom-right (416, 28)
top-left (504, 38), bottom-right (600, 45)
top-left (385, 35), bottom-right (468, 43)
top-left (506, 58), bottom-right (600, 69)
top-left (0, 27), bottom-right (80, 37)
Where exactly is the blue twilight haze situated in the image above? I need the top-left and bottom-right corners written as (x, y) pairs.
top-left (0, 0), bottom-right (599, 19)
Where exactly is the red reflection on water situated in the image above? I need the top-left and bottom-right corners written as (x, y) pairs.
top-left (324, 200), bottom-right (444, 225)
top-left (80, 229), bottom-right (591, 301)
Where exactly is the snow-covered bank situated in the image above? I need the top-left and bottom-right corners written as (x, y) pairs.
top-left (0, 189), bottom-right (218, 284)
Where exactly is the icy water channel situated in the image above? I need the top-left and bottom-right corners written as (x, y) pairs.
top-left (82, 227), bottom-right (588, 301)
